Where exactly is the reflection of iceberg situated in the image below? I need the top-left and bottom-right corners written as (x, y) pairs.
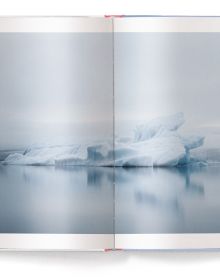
top-left (2, 112), bottom-right (205, 166)
top-left (115, 166), bottom-right (206, 233)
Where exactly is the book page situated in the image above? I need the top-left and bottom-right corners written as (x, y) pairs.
top-left (0, 17), bottom-right (114, 250)
top-left (114, 17), bottom-right (220, 250)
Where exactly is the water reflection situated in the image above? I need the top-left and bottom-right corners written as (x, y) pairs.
top-left (0, 166), bottom-right (114, 233)
top-left (115, 166), bottom-right (220, 233)
top-left (1, 165), bottom-right (220, 234)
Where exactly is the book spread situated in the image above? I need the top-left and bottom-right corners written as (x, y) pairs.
top-left (0, 16), bottom-right (220, 250)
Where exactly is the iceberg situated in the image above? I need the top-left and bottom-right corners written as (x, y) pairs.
top-left (3, 145), bottom-right (86, 166)
top-left (115, 135), bottom-right (186, 166)
top-left (2, 143), bottom-right (114, 166)
top-left (115, 112), bottom-right (205, 167)
top-left (2, 112), bottom-right (205, 167)
top-left (134, 112), bottom-right (185, 141)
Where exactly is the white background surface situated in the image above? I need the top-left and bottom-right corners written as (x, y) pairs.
top-left (1, 0), bottom-right (220, 279)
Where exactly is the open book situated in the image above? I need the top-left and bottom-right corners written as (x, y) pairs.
top-left (1, 16), bottom-right (220, 250)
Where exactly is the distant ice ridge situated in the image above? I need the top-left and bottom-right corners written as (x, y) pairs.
top-left (2, 112), bottom-right (206, 166)
top-left (2, 143), bottom-right (114, 166)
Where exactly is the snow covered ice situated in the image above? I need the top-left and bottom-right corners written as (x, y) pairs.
top-left (115, 113), bottom-right (205, 166)
top-left (2, 112), bottom-right (206, 167)
top-left (134, 112), bottom-right (185, 141)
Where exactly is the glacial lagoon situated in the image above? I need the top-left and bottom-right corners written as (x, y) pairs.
top-left (0, 165), bottom-right (220, 233)
top-left (115, 165), bottom-right (220, 233)
top-left (0, 165), bottom-right (114, 233)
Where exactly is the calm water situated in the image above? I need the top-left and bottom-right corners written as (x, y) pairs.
top-left (115, 166), bottom-right (220, 233)
top-left (0, 166), bottom-right (114, 233)
top-left (1, 165), bottom-right (220, 234)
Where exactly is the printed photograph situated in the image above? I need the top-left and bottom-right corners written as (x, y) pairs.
top-left (114, 32), bottom-right (220, 233)
top-left (0, 33), bottom-right (114, 233)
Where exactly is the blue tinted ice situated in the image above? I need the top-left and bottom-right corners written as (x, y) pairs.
top-left (2, 113), bottom-right (206, 166)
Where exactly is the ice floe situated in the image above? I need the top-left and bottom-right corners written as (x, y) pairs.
top-left (2, 112), bottom-right (206, 166)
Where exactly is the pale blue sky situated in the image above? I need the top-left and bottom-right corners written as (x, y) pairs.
top-left (0, 33), bottom-right (113, 148)
top-left (115, 33), bottom-right (220, 130)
